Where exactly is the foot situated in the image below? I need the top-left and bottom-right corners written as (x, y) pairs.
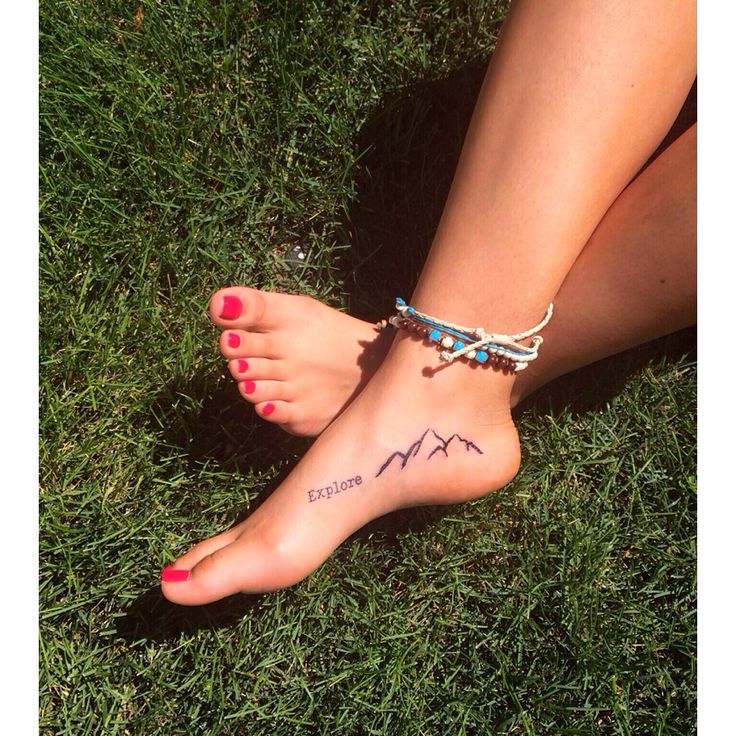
top-left (161, 333), bottom-right (521, 604)
top-left (210, 287), bottom-right (393, 436)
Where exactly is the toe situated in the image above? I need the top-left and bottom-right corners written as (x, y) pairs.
top-left (209, 287), bottom-right (273, 330)
top-left (219, 329), bottom-right (276, 359)
top-left (161, 531), bottom-right (304, 604)
top-left (253, 400), bottom-right (291, 423)
top-left (161, 540), bottom-right (249, 605)
top-left (250, 400), bottom-right (320, 436)
top-left (228, 357), bottom-right (287, 382)
top-left (238, 379), bottom-right (291, 404)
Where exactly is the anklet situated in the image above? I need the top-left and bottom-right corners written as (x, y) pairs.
top-left (381, 297), bottom-right (553, 372)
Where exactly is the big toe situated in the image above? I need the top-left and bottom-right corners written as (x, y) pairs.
top-left (160, 530), bottom-right (304, 605)
top-left (209, 286), bottom-right (273, 330)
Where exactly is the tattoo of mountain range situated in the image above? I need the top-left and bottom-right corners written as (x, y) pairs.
top-left (375, 428), bottom-right (483, 477)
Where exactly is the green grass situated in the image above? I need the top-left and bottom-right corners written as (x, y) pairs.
top-left (40, 1), bottom-right (695, 733)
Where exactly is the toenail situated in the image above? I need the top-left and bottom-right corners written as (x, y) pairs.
top-left (161, 565), bottom-right (189, 582)
top-left (262, 402), bottom-right (275, 416)
top-left (227, 332), bottom-right (240, 348)
top-left (243, 380), bottom-right (256, 394)
top-left (238, 359), bottom-right (249, 373)
top-left (219, 295), bottom-right (242, 320)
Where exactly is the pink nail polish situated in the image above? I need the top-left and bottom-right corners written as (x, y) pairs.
top-left (262, 402), bottom-right (275, 416)
top-left (161, 565), bottom-right (189, 582)
top-left (243, 380), bottom-right (256, 394)
top-left (238, 359), bottom-right (249, 373)
top-left (227, 332), bottom-right (240, 348)
top-left (219, 295), bottom-right (242, 320)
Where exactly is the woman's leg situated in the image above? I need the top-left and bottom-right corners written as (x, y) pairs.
top-left (162, 0), bottom-right (695, 604)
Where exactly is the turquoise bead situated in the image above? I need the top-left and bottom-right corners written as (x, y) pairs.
top-left (475, 350), bottom-right (488, 363)
top-left (429, 329), bottom-right (441, 341)
top-left (453, 340), bottom-right (464, 351)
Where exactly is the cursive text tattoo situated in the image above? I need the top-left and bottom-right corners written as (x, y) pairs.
top-left (307, 474), bottom-right (363, 503)
top-left (375, 428), bottom-right (482, 477)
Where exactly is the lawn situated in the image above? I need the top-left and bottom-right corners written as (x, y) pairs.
top-left (40, 1), bottom-right (696, 733)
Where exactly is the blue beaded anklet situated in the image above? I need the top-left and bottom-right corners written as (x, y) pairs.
top-left (384, 297), bottom-right (553, 372)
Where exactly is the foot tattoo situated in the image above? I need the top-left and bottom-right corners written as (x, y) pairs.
top-left (376, 428), bottom-right (483, 477)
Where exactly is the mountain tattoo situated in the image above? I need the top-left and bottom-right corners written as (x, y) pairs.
top-left (375, 429), bottom-right (483, 477)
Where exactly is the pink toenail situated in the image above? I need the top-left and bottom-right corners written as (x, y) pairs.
top-left (238, 359), bottom-right (249, 373)
top-left (262, 402), bottom-right (275, 416)
top-left (243, 380), bottom-right (256, 394)
top-left (161, 565), bottom-right (189, 582)
top-left (219, 295), bottom-right (242, 320)
top-left (227, 332), bottom-right (240, 348)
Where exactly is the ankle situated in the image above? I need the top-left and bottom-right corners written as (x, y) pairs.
top-left (373, 332), bottom-right (517, 425)
top-left (382, 295), bottom-right (556, 414)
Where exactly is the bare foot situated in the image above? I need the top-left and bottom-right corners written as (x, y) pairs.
top-left (210, 287), bottom-right (392, 436)
top-left (161, 333), bottom-right (521, 604)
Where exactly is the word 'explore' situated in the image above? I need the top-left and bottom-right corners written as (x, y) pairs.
top-left (307, 475), bottom-right (363, 503)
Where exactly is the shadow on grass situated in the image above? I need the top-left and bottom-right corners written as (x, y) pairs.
top-left (147, 371), bottom-right (311, 476)
top-left (340, 58), bottom-right (489, 321)
top-left (115, 587), bottom-right (265, 642)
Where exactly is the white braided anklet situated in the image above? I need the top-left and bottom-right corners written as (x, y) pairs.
top-left (379, 297), bottom-right (554, 372)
